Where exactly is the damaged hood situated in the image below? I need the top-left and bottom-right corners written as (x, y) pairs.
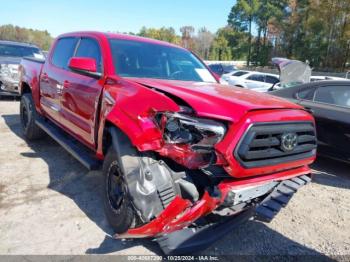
top-left (128, 78), bottom-right (302, 122)
top-left (272, 57), bottom-right (311, 88)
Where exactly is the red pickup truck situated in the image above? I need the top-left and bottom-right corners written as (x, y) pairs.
top-left (19, 31), bottom-right (316, 254)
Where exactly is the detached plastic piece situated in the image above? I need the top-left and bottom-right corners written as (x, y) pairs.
top-left (156, 208), bottom-right (254, 255)
top-left (255, 174), bottom-right (312, 222)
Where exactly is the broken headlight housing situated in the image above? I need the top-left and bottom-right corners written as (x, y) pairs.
top-left (0, 64), bottom-right (11, 77)
top-left (0, 64), bottom-right (19, 81)
top-left (157, 112), bottom-right (227, 150)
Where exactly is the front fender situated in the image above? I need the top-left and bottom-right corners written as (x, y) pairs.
top-left (97, 78), bottom-right (180, 156)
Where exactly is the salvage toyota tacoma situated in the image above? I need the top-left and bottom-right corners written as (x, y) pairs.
top-left (19, 32), bottom-right (317, 254)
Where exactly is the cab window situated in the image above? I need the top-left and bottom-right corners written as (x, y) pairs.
top-left (75, 38), bottom-right (102, 73)
top-left (51, 37), bottom-right (78, 69)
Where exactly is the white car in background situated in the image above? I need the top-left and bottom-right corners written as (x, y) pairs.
top-left (310, 76), bottom-right (346, 81)
top-left (221, 71), bottom-right (280, 92)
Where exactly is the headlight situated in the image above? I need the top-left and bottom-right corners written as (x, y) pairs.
top-left (0, 64), bottom-right (10, 76)
top-left (157, 112), bottom-right (227, 150)
top-left (0, 64), bottom-right (18, 79)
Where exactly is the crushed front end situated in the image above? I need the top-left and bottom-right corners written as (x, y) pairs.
top-left (113, 105), bottom-right (316, 254)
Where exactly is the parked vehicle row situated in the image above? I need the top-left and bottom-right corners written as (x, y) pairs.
top-left (0, 40), bottom-right (44, 96)
top-left (221, 70), bottom-right (280, 92)
top-left (18, 31), bottom-right (316, 255)
top-left (219, 58), bottom-right (348, 93)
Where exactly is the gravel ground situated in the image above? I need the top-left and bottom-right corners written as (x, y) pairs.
top-left (0, 100), bottom-right (349, 258)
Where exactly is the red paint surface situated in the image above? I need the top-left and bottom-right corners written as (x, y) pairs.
top-left (68, 57), bottom-right (97, 72)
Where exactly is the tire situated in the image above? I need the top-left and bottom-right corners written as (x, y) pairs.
top-left (20, 93), bottom-right (45, 140)
top-left (102, 146), bottom-right (136, 234)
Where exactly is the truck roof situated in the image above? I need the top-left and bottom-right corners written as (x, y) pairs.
top-left (58, 31), bottom-right (185, 50)
top-left (0, 40), bottom-right (40, 48)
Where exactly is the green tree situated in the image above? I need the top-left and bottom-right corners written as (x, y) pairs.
top-left (138, 26), bottom-right (180, 44)
top-left (253, 0), bottom-right (287, 65)
top-left (180, 26), bottom-right (195, 49)
top-left (193, 27), bottom-right (214, 59)
top-left (0, 24), bottom-right (53, 50)
top-left (209, 31), bottom-right (232, 61)
top-left (228, 0), bottom-right (261, 66)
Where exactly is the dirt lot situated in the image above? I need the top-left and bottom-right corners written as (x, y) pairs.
top-left (0, 100), bottom-right (350, 258)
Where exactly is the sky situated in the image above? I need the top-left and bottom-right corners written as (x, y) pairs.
top-left (1, 0), bottom-right (235, 37)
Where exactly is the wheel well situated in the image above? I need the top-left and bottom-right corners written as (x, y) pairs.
top-left (102, 122), bottom-right (113, 156)
top-left (21, 82), bottom-right (31, 95)
top-left (102, 121), bottom-right (136, 156)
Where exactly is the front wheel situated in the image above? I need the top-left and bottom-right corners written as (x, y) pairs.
top-left (20, 93), bottom-right (45, 140)
top-left (102, 147), bottom-right (136, 234)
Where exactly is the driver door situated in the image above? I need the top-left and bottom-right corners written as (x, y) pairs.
top-left (59, 37), bottom-right (104, 149)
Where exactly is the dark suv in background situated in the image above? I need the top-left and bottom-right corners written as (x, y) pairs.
top-left (0, 40), bottom-right (44, 96)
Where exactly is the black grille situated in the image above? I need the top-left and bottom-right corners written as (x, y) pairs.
top-left (235, 122), bottom-right (317, 168)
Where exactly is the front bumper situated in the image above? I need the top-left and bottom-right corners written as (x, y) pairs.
top-left (115, 169), bottom-right (312, 239)
top-left (154, 174), bottom-right (312, 255)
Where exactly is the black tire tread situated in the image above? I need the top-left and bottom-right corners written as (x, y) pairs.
top-left (20, 93), bottom-right (45, 140)
top-left (102, 146), bottom-right (136, 234)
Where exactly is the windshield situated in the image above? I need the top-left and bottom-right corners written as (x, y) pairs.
top-left (109, 39), bottom-right (216, 83)
top-left (0, 44), bottom-right (43, 58)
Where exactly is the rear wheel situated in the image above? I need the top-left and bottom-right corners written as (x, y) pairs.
top-left (20, 93), bottom-right (45, 140)
top-left (103, 146), bottom-right (136, 234)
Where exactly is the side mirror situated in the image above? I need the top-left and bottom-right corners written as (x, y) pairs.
top-left (68, 57), bottom-right (101, 79)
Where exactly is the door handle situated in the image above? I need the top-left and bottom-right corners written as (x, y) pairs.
top-left (63, 80), bottom-right (70, 88)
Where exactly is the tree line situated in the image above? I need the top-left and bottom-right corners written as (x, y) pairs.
top-left (1, 0), bottom-right (349, 70)
top-left (228, 0), bottom-right (350, 70)
top-left (137, 0), bottom-right (350, 71)
top-left (0, 24), bottom-right (52, 50)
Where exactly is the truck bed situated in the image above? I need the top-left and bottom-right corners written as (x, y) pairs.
top-left (19, 57), bottom-right (45, 106)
